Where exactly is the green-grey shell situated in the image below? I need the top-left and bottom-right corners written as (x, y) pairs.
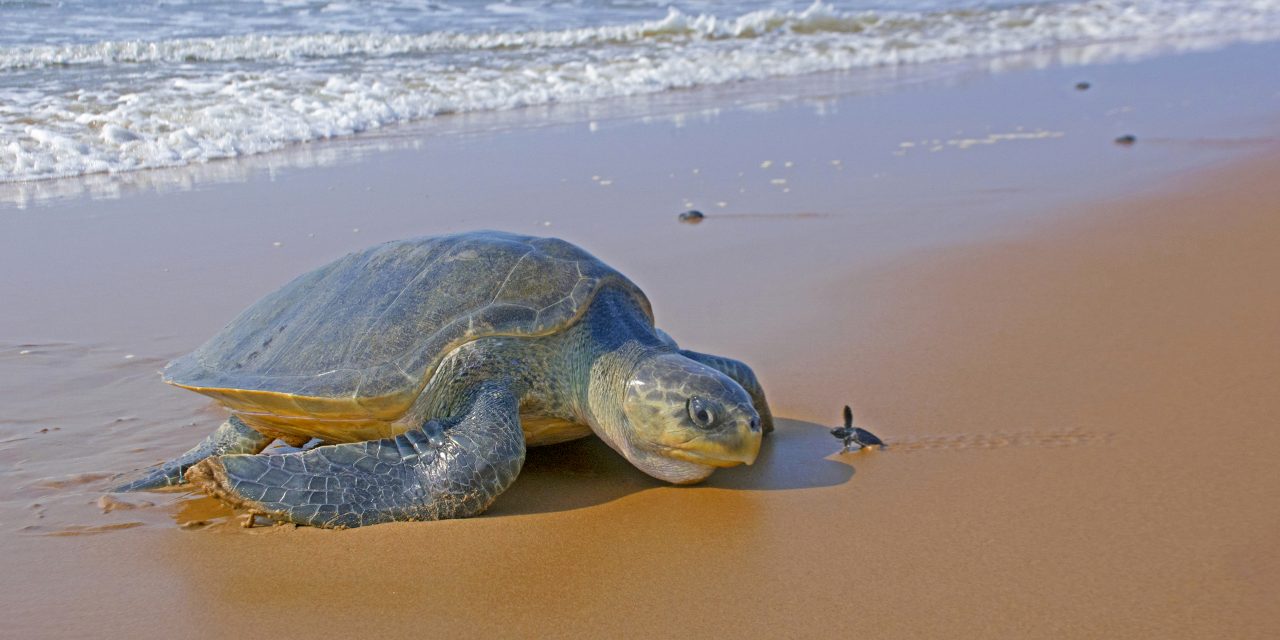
top-left (163, 231), bottom-right (652, 421)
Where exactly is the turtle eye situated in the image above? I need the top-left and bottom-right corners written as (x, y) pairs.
top-left (687, 396), bottom-right (715, 428)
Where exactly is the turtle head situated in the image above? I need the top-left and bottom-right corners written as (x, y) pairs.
top-left (612, 352), bottom-right (762, 484)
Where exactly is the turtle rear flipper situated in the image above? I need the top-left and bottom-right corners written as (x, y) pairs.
top-left (111, 416), bottom-right (272, 492)
top-left (186, 382), bottom-right (526, 528)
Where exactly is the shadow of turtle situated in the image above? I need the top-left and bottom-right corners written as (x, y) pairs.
top-left (703, 418), bottom-right (856, 491)
top-left (489, 417), bottom-right (855, 517)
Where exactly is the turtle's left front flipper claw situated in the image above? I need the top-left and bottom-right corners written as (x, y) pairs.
top-left (111, 417), bottom-right (271, 492)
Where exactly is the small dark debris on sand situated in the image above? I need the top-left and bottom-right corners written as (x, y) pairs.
top-left (1075, 81), bottom-right (1091, 91)
top-left (678, 210), bottom-right (705, 224)
top-left (1114, 134), bottom-right (1137, 146)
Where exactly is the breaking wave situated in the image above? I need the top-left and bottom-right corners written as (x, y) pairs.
top-left (2, 0), bottom-right (1279, 182)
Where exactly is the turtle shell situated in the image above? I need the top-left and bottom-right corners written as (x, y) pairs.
top-left (163, 231), bottom-right (652, 431)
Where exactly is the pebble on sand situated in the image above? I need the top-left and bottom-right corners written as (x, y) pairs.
top-left (678, 210), bottom-right (705, 224)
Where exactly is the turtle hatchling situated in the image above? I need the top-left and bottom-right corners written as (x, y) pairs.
top-left (113, 231), bottom-right (772, 528)
top-left (831, 405), bottom-right (884, 453)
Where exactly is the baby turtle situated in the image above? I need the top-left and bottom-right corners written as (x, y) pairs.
top-left (112, 231), bottom-right (772, 528)
top-left (678, 210), bottom-right (705, 224)
top-left (1114, 134), bottom-right (1137, 146)
top-left (831, 405), bottom-right (884, 453)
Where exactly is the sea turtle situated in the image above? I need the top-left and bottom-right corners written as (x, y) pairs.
top-left (113, 231), bottom-right (772, 528)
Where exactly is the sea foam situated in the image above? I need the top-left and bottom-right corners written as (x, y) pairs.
top-left (2, 0), bottom-right (1279, 182)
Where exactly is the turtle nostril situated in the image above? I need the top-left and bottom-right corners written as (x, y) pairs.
top-left (748, 416), bottom-right (761, 432)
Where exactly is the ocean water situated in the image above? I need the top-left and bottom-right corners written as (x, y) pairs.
top-left (2, 0), bottom-right (1279, 183)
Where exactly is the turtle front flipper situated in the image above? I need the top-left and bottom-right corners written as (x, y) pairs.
top-left (111, 416), bottom-right (273, 492)
top-left (679, 350), bottom-right (774, 434)
top-left (187, 382), bottom-right (526, 528)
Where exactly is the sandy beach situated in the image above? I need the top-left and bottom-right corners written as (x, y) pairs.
top-left (2, 37), bottom-right (1280, 638)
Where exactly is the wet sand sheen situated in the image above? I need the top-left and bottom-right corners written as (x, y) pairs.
top-left (3, 43), bottom-right (1280, 638)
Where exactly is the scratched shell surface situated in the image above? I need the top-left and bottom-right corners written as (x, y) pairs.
top-left (162, 231), bottom-right (652, 421)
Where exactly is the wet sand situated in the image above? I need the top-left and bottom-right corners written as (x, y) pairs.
top-left (3, 42), bottom-right (1280, 638)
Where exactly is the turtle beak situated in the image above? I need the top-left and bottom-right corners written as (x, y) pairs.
top-left (665, 416), bottom-right (762, 467)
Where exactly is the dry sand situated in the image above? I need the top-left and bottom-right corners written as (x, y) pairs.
top-left (2, 42), bottom-right (1279, 638)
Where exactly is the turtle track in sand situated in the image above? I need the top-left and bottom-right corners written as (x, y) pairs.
top-left (883, 428), bottom-right (1115, 453)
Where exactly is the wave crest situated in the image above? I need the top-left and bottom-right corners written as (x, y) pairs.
top-left (3, 0), bottom-right (1274, 69)
top-left (3, 0), bottom-right (1280, 183)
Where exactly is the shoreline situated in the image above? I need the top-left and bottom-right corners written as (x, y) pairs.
top-left (4, 36), bottom-right (1279, 210)
top-left (7, 0), bottom-right (1280, 187)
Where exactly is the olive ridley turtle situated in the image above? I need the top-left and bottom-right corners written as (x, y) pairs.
top-left (113, 231), bottom-right (772, 528)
